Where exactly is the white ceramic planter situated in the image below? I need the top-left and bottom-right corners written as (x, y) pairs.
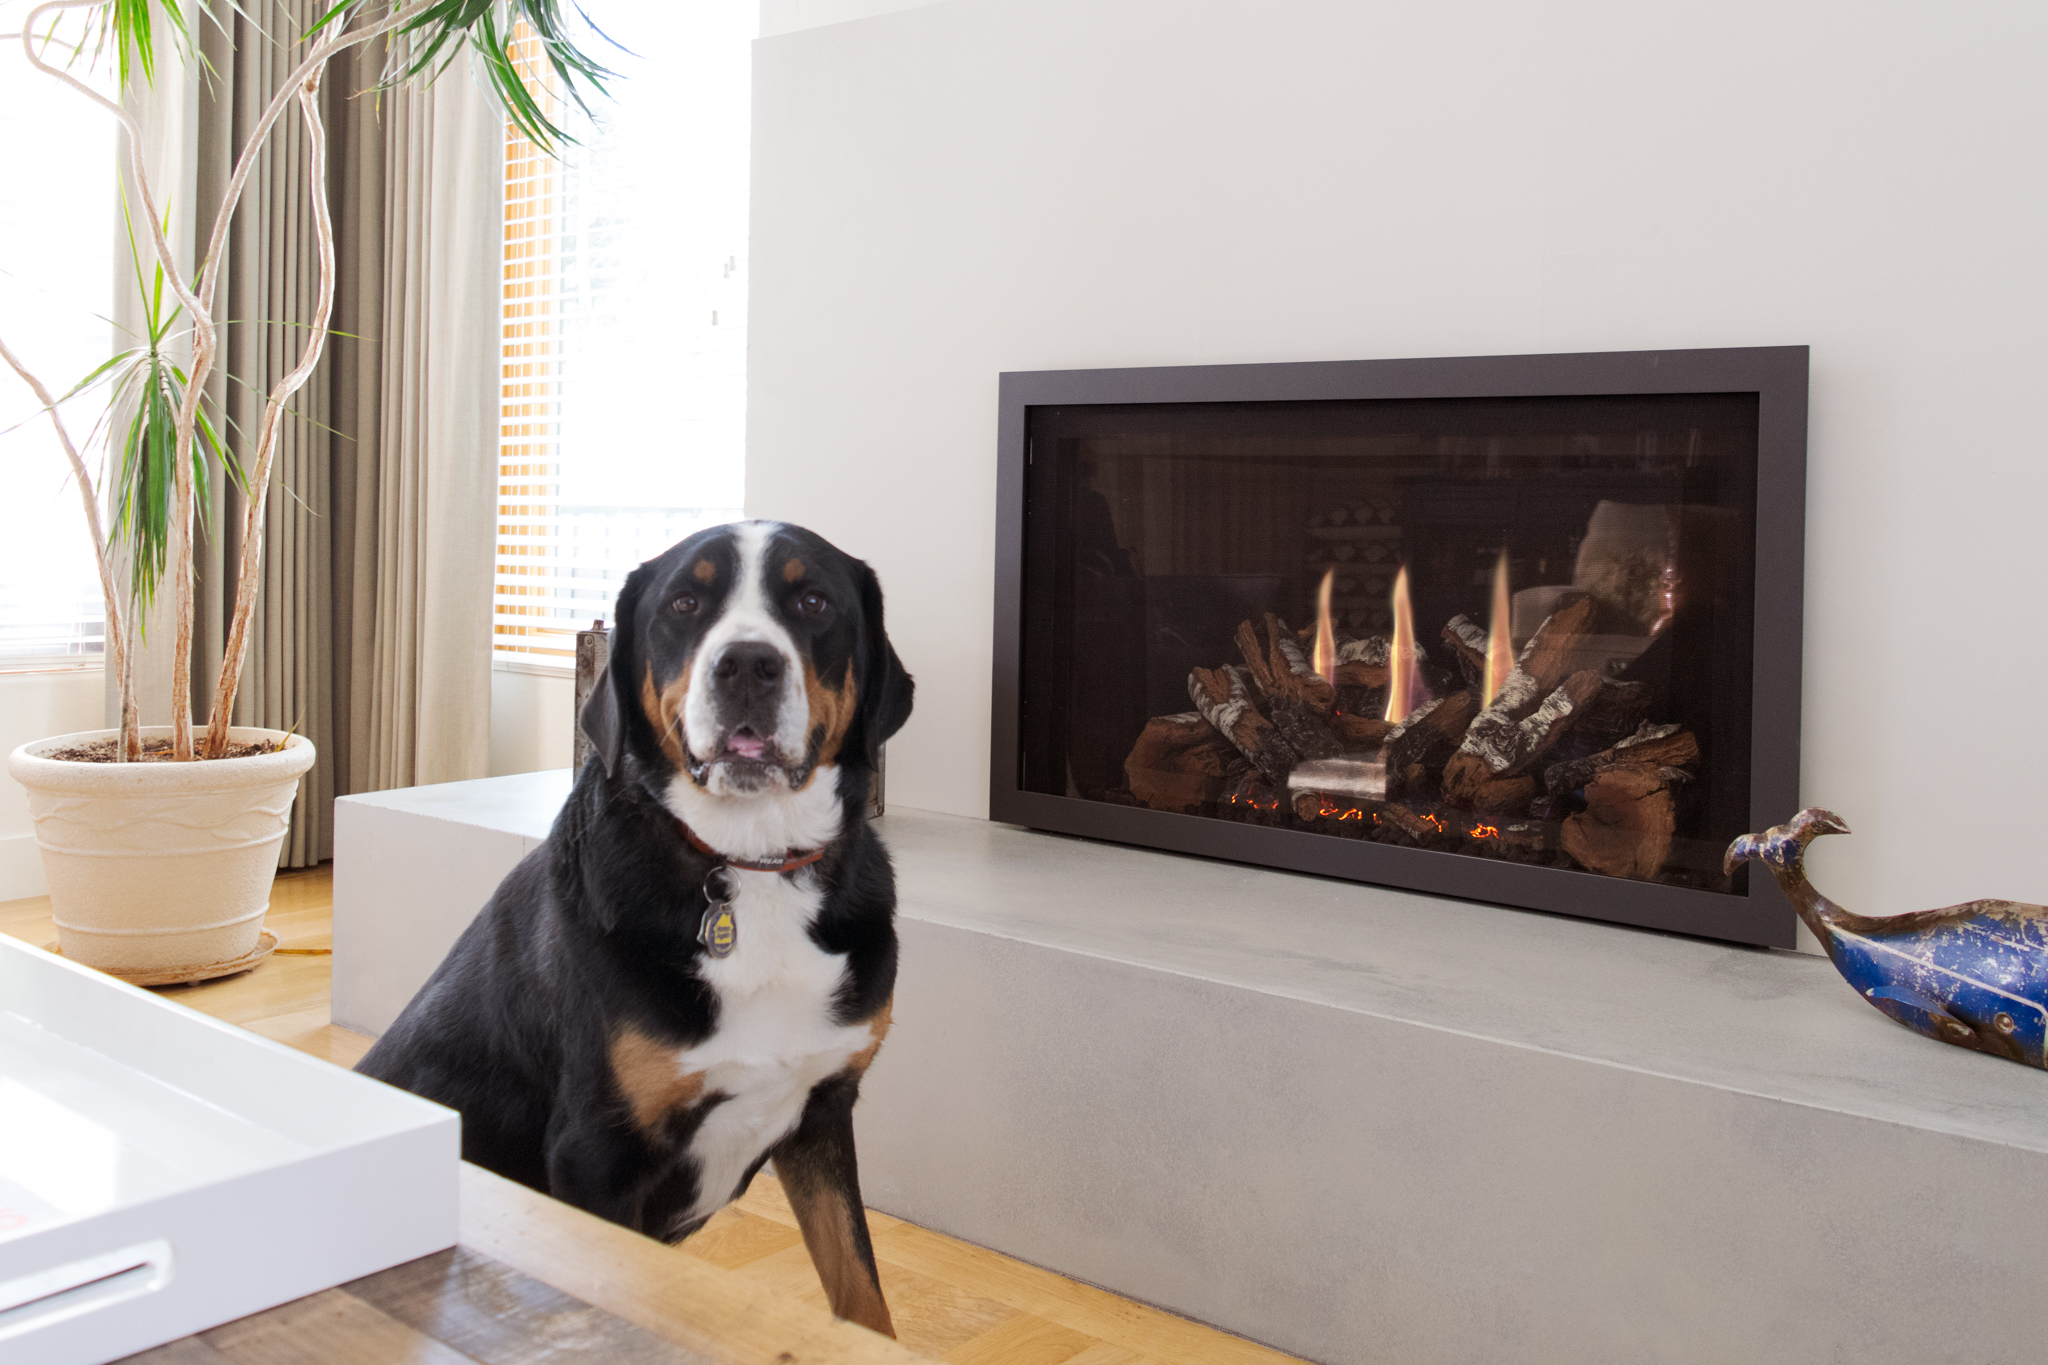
top-left (6, 728), bottom-right (316, 973)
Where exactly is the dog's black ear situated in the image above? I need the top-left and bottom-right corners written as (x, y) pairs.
top-left (845, 559), bottom-right (913, 771)
top-left (580, 564), bottom-right (650, 778)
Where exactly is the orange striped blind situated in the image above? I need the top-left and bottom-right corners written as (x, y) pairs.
top-left (494, 27), bottom-right (566, 660)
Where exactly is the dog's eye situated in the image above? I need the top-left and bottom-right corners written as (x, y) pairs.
top-left (672, 593), bottom-right (700, 615)
top-left (797, 590), bottom-right (830, 618)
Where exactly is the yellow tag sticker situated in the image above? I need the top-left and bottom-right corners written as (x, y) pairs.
top-left (699, 905), bottom-right (737, 958)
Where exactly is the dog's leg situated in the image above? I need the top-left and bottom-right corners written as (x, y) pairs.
top-left (771, 1072), bottom-right (894, 1338)
top-left (543, 1118), bottom-right (650, 1233)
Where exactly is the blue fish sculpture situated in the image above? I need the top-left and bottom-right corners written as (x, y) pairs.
top-left (1726, 809), bottom-right (2048, 1068)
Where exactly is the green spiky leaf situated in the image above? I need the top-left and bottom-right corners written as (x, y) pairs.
top-left (93, 192), bottom-right (244, 632)
top-left (313, 1), bottom-right (617, 153)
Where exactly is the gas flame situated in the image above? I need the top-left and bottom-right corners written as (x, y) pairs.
top-left (1384, 565), bottom-right (1419, 722)
top-left (1313, 567), bottom-right (1337, 688)
top-left (1483, 549), bottom-right (1513, 708)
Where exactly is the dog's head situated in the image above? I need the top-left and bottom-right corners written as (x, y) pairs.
top-left (581, 521), bottom-right (913, 811)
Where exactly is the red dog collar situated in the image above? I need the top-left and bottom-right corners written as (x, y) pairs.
top-left (678, 820), bottom-right (826, 874)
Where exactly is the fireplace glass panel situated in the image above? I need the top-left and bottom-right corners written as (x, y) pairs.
top-left (1018, 393), bottom-right (1759, 893)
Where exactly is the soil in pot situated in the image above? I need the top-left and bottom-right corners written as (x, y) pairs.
top-left (44, 737), bottom-right (281, 763)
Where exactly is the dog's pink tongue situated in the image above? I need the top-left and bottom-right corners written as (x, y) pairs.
top-left (727, 732), bottom-right (766, 759)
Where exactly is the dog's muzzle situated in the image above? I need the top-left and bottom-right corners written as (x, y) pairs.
top-left (693, 642), bottom-right (801, 792)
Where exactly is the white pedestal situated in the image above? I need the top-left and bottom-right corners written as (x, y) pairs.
top-left (331, 770), bottom-right (570, 1038)
top-left (332, 774), bottom-right (2048, 1365)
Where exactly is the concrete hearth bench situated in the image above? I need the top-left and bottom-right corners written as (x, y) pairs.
top-left (334, 774), bottom-right (2048, 1365)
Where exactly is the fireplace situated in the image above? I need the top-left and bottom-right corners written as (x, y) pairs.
top-left (990, 347), bottom-right (1806, 947)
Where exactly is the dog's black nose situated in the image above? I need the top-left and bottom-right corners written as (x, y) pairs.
top-left (713, 642), bottom-right (786, 696)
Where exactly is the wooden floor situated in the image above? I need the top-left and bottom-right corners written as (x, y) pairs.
top-left (1, 867), bottom-right (1302, 1365)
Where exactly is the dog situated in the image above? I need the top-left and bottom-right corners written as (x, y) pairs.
top-left (356, 520), bottom-right (913, 1336)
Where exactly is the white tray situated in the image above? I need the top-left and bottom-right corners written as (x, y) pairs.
top-left (0, 936), bottom-right (457, 1364)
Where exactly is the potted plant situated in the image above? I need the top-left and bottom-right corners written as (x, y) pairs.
top-left (3, 0), bottom-right (606, 982)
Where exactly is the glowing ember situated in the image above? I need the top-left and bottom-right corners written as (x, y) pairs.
top-left (1483, 550), bottom-right (1513, 708)
top-left (1312, 566), bottom-right (1337, 688)
top-left (1468, 823), bottom-right (1500, 840)
top-left (1384, 566), bottom-right (1427, 722)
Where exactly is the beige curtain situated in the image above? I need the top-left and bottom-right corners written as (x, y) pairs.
top-left (352, 65), bottom-right (500, 794)
top-left (196, 0), bottom-right (336, 868)
top-left (121, 2), bottom-right (499, 865)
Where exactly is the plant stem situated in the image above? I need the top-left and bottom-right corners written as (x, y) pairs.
top-left (203, 69), bottom-right (336, 761)
top-left (24, 0), bottom-right (431, 759)
top-left (0, 334), bottom-right (139, 761)
top-left (193, 0), bottom-right (434, 320)
top-left (175, 0), bottom-right (428, 757)
top-left (22, 0), bottom-right (209, 758)
top-left (120, 586), bottom-right (140, 757)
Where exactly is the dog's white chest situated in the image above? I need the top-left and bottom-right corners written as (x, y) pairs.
top-left (670, 870), bottom-right (872, 1222)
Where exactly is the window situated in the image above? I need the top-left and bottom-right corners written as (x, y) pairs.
top-left (0, 33), bottom-right (114, 668)
top-left (494, 3), bottom-right (756, 664)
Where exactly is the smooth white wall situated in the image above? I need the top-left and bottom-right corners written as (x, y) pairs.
top-left (748, 0), bottom-right (2048, 920)
top-left (0, 669), bottom-right (107, 899)
top-left (488, 664), bottom-right (574, 778)
top-left (761, 0), bottom-right (945, 38)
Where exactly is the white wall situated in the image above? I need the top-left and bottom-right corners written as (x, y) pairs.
top-left (0, 669), bottom-right (107, 899)
top-left (488, 663), bottom-right (574, 778)
top-left (748, 0), bottom-right (2048, 921)
top-left (760, 0), bottom-right (946, 37)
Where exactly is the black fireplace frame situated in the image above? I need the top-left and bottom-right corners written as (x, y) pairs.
top-left (989, 346), bottom-right (1807, 949)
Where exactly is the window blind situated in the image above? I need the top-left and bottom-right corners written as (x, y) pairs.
top-left (492, 11), bottom-right (751, 666)
top-left (0, 580), bottom-right (105, 664)
top-left (0, 26), bottom-right (111, 669)
top-left (493, 26), bottom-right (571, 661)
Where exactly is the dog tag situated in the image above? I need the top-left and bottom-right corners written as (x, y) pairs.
top-left (699, 867), bottom-right (739, 958)
top-left (698, 902), bottom-right (737, 957)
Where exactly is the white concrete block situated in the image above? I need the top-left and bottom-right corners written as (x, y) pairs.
top-left (329, 780), bottom-right (2048, 1362)
top-left (331, 770), bottom-right (571, 1035)
top-left (855, 813), bottom-right (2048, 1365)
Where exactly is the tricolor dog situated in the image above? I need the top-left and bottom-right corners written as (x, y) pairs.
top-left (358, 521), bottom-right (913, 1336)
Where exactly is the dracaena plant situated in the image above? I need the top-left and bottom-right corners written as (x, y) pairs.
top-left (90, 198), bottom-right (246, 757)
top-left (1, 0), bottom-right (608, 761)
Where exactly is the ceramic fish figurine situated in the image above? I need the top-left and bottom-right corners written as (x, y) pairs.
top-left (1726, 809), bottom-right (2048, 1068)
